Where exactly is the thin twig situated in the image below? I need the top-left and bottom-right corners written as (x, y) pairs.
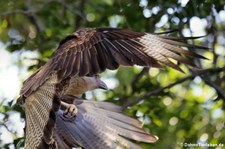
top-left (200, 74), bottom-right (225, 100)
top-left (0, 122), bottom-right (11, 132)
top-left (74, 0), bottom-right (87, 30)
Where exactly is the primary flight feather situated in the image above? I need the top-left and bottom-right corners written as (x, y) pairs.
top-left (17, 28), bottom-right (206, 149)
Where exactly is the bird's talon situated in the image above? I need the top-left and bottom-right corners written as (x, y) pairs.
top-left (63, 104), bottom-right (78, 117)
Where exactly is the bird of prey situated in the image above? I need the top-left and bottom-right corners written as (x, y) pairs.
top-left (17, 28), bottom-right (206, 149)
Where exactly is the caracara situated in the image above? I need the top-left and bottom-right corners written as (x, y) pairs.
top-left (17, 28), bottom-right (206, 149)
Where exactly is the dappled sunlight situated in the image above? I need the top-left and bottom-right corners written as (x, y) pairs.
top-left (0, 43), bottom-right (20, 101)
top-left (169, 116), bottom-right (179, 126)
top-left (148, 68), bottom-right (159, 77)
top-left (162, 97), bottom-right (173, 106)
top-left (0, 0), bottom-right (224, 148)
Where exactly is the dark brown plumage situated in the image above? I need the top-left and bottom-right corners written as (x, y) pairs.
top-left (20, 28), bottom-right (206, 98)
top-left (17, 28), bottom-right (206, 149)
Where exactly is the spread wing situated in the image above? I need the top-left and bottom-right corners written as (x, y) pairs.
top-left (21, 27), bottom-right (206, 97)
top-left (24, 74), bottom-right (60, 148)
top-left (54, 98), bottom-right (158, 149)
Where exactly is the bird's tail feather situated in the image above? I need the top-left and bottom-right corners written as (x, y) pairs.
top-left (55, 99), bottom-right (158, 149)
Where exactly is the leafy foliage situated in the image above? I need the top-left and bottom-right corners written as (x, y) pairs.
top-left (0, 0), bottom-right (225, 149)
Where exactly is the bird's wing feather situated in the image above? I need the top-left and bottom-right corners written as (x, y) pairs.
top-left (21, 28), bottom-right (206, 97)
top-left (54, 98), bottom-right (158, 149)
top-left (24, 74), bottom-right (60, 148)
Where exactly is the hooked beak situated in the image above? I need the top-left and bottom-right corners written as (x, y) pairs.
top-left (95, 77), bottom-right (108, 90)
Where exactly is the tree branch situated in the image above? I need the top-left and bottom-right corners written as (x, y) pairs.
top-left (131, 68), bottom-right (149, 91)
top-left (200, 73), bottom-right (225, 101)
top-left (122, 67), bottom-right (225, 110)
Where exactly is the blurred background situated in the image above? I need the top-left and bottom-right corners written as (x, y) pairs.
top-left (0, 0), bottom-right (225, 149)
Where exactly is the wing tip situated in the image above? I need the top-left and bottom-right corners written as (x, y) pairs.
top-left (149, 134), bottom-right (159, 143)
top-left (141, 134), bottom-right (159, 143)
